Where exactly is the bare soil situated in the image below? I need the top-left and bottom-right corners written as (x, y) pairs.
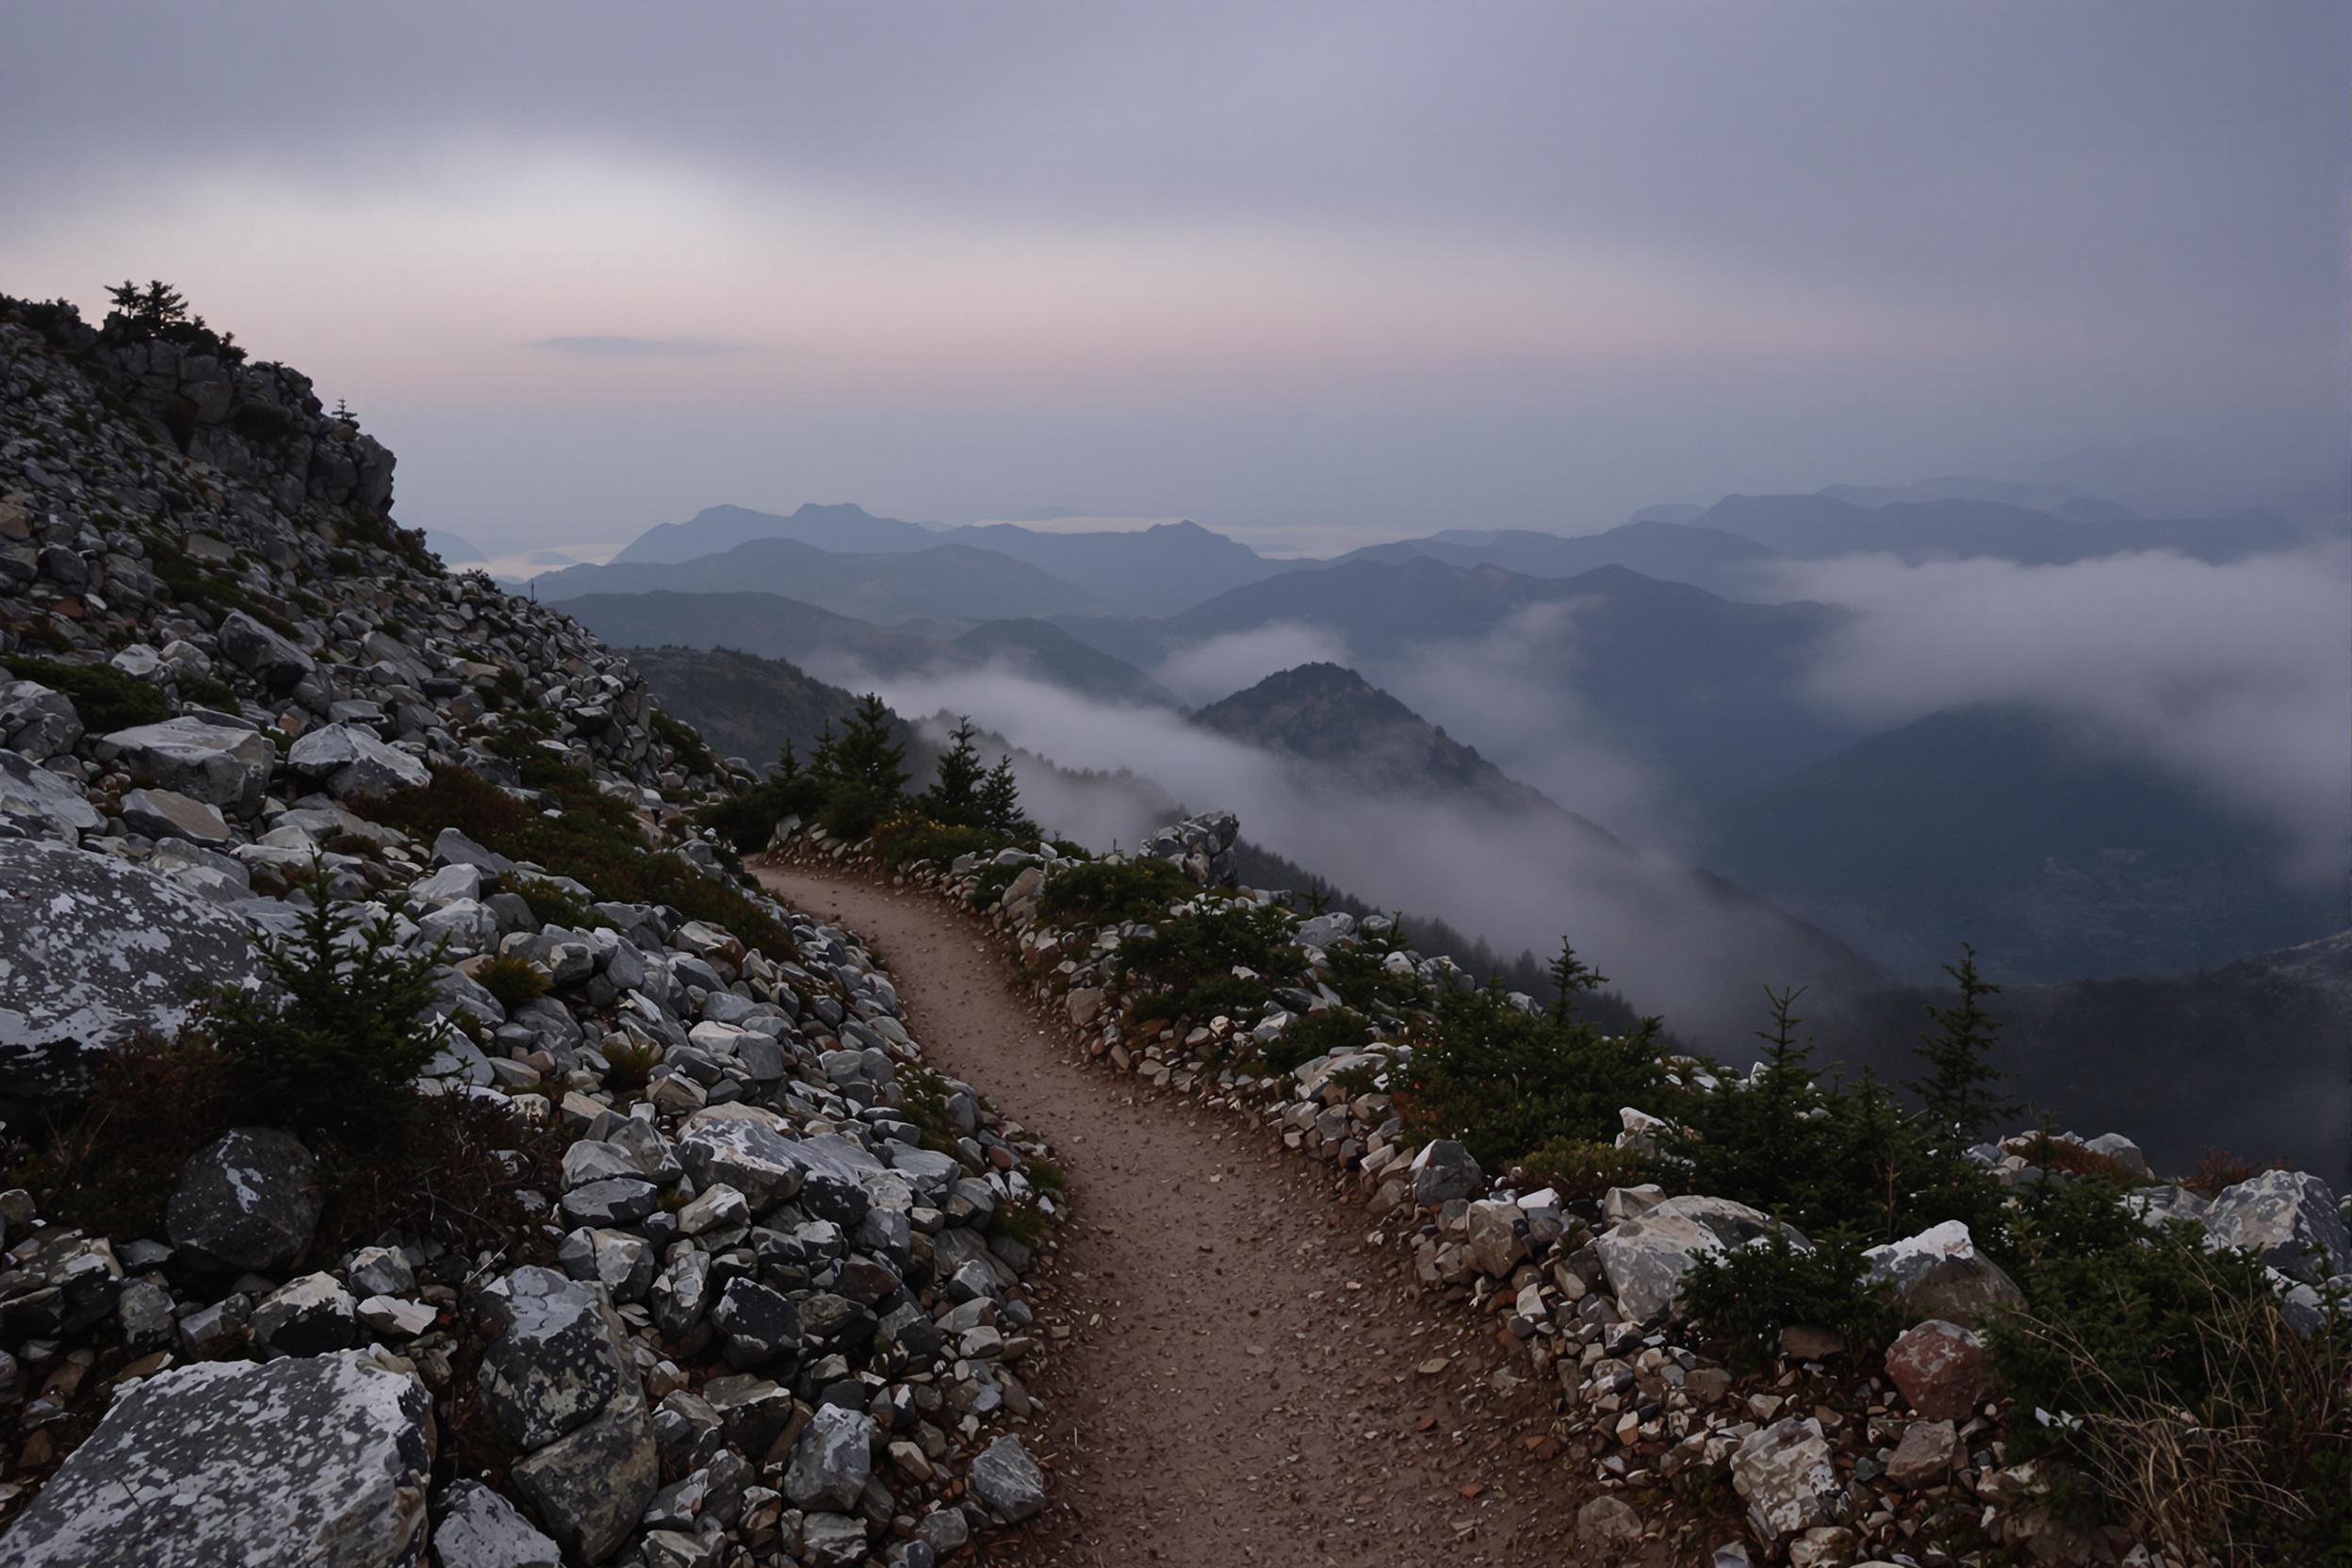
top-left (757, 862), bottom-right (1625, 1566)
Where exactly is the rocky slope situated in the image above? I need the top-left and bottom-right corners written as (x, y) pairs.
top-left (0, 298), bottom-right (1060, 1565)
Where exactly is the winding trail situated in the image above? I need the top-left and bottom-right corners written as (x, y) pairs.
top-left (758, 862), bottom-right (1610, 1567)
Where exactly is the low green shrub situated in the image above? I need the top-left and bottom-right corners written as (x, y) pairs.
top-left (1037, 858), bottom-right (1193, 925)
top-left (874, 818), bottom-right (1017, 874)
top-left (201, 883), bottom-right (449, 1149)
top-left (0, 653), bottom-right (170, 732)
top-left (474, 954), bottom-right (550, 1010)
top-left (1987, 1180), bottom-right (2352, 1561)
top-left (2, 1034), bottom-right (232, 1243)
top-left (1397, 987), bottom-right (1666, 1171)
top-left (649, 707), bottom-right (718, 777)
top-left (1513, 1137), bottom-right (1653, 1202)
top-left (1682, 1229), bottom-right (1896, 1372)
top-left (1118, 899), bottom-right (1301, 989)
top-left (1259, 1006), bottom-right (1373, 1074)
top-left (600, 1037), bottom-right (662, 1094)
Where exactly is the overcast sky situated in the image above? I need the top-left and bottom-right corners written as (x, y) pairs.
top-left (4, 2), bottom-right (2345, 552)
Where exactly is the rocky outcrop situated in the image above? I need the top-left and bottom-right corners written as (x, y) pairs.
top-left (0, 302), bottom-right (1059, 1567)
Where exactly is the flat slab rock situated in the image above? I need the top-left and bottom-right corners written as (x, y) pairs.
top-left (0, 837), bottom-right (261, 1099)
top-left (4, 1350), bottom-right (433, 1568)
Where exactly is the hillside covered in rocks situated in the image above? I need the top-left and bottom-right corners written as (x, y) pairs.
top-left (0, 292), bottom-right (1061, 1566)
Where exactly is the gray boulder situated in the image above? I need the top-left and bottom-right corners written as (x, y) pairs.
top-left (477, 1265), bottom-right (629, 1451)
top-left (0, 749), bottom-right (103, 841)
top-left (2203, 1170), bottom-right (2351, 1282)
top-left (0, 679), bottom-right (83, 760)
top-left (3, 1350), bottom-right (432, 1567)
top-left (1862, 1220), bottom-right (2025, 1326)
top-left (1410, 1139), bottom-right (1483, 1205)
top-left (508, 1388), bottom-right (660, 1563)
top-left (166, 1126), bottom-right (321, 1273)
top-left (100, 716), bottom-right (276, 812)
top-left (286, 722), bottom-right (431, 799)
top-left (969, 1433), bottom-right (1047, 1522)
top-left (433, 1478), bottom-right (563, 1568)
top-left (120, 786), bottom-right (233, 845)
top-left (219, 608), bottom-right (317, 692)
top-left (783, 1404), bottom-right (874, 1511)
top-left (1596, 1196), bottom-right (1799, 1322)
top-left (677, 1117), bottom-right (806, 1211)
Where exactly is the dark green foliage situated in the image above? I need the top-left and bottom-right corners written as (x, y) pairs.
top-left (474, 954), bottom-right (551, 1010)
top-left (978, 755), bottom-right (1036, 837)
top-left (1513, 1137), bottom-right (1653, 1201)
top-left (600, 1037), bottom-right (662, 1094)
top-left (513, 875), bottom-right (598, 931)
top-left (1908, 942), bottom-right (2020, 1144)
top-left (920, 717), bottom-right (989, 827)
top-left (1987, 1181), bottom-right (2352, 1560)
top-left (874, 821), bottom-right (1016, 874)
top-left (0, 653), bottom-right (170, 731)
top-left (1546, 938), bottom-right (1607, 1024)
top-left (1399, 987), bottom-right (1666, 1169)
top-left (174, 671), bottom-right (237, 710)
top-left (1037, 857), bottom-right (1194, 925)
top-left (1259, 1006), bottom-right (1374, 1074)
top-left (2, 1035), bottom-right (232, 1245)
top-left (1118, 898), bottom-right (1303, 990)
top-left (201, 884), bottom-right (448, 1148)
top-left (810, 694), bottom-right (906, 841)
top-left (1682, 1229), bottom-right (1897, 1372)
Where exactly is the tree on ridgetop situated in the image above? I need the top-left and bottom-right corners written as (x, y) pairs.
top-left (1546, 938), bottom-right (1607, 1024)
top-left (1908, 943), bottom-right (2020, 1145)
top-left (103, 278), bottom-right (243, 361)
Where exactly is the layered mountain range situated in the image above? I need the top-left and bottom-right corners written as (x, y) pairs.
top-left (545, 493), bottom-right (2343, 996)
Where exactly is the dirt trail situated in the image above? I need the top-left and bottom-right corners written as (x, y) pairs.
top-left (758, 862), bottom-right (1592, 1567)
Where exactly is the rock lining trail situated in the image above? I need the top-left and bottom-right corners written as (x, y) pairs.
top-left (758, 862), bottom-right (1608, 1567)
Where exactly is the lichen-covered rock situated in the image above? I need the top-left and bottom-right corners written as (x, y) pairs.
top-left (3, 1350), bottom-right (432, 1567)
top-left (1731, 1416), bottom-right (1845, 1548)
top-left (0, 838), bottom-right (261, 1098)
top-left (508, 1390), bottom-right (660, 1563)
top-left (1595, 1195), bottom-right (1798, 1323)
top-left (783, 1404), bottom-right (875, 1512)
top-left (166, 1126), bottom-right (321, 1274)
top-left (432, 1478), bottom-right (563, 1568)
top-left (2201, 1170), bottom-right (2351, 1282)
top-left (677, 1117), bottom-right (806, 1212)
top-left (1409, 1138), bottom-right (1482, 1205)
top-left (476, 1265), bottom-right (629, 1452)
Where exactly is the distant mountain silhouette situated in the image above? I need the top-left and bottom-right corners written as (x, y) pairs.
top-left (1696, 703), bottom-right (2344, 984)
top-left (534, 536), bottom-right (1112, 622)
top-left (1330, 518), bottom-right (1773, 596)
top-left (952, 618), bottom-right (1183, 708)
top-left (612, 502), bottom-right (940, 564)
top-left (1696, 493), bottom-right (2299, 564)
top-left (608, 503), bottom-right (1284, 614)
